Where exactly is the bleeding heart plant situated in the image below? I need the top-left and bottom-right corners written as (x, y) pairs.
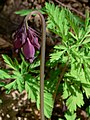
top-left (13, 22), bottom-right (40, 63)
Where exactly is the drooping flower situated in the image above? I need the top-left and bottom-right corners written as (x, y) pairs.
top-left (23, 37), bottom-right (35, 63)
top-left (27, 26), bottom-right (40, 50)
top-left (13, 23), bottom-right (40, 63)
top-left (13, 23), bottom-right (27, 52)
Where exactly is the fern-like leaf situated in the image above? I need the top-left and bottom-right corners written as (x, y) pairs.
top-left (37, 91), bottom-right (54, 118)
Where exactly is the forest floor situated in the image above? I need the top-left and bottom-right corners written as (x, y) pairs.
top-left (0, 0), bottom-right (90, 120)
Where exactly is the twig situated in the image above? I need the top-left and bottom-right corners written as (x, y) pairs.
top-left (53, 60), bottom-right (69, 101)
top-left (54, 0), bottom-right (86, 19)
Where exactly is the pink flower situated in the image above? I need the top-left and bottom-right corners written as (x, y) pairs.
top-left (13, 23), bottom-right (40, 63)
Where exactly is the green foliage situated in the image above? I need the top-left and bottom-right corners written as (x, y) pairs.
top-left (15, 9), bottom-right (34, 16)
top-left (45, 2), bottom-right (90, 119)
top-left (65, 111), bottom-right (76, 120)
top-left (45, 2), bottom-right (69, 40)
top-left (15, 8), bottom-right (45, 16)
top-left (86, 105), bottom-right (90, 117)
top-left (1, 54), bottom-right (40, 94)
top-left (0, 99), bottom-right (2, 104)
top-left (0, 54), bottom-right (54, 118)
top-left (0, 2), bottom-right (90, 119)
top-left (37, 91), bottom-right (54, 118)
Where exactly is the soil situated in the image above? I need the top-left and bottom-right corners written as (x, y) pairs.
top-left (0, 0), bottom-right (90, 120)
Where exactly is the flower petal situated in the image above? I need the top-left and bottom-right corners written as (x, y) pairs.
top-left (27, 27), bottom-right (40, 49)
top-left (13, 23), bottom-right (27, 50)
top-left (23, 38), bottom-right (35, 62)
top-left (32, 37), bottom-right (40, 49)
top-left (14, 38), bottom-right (22, 50)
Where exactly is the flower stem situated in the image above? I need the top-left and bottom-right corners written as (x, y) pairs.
top-left (25, 11), bottom-right (46, 120)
